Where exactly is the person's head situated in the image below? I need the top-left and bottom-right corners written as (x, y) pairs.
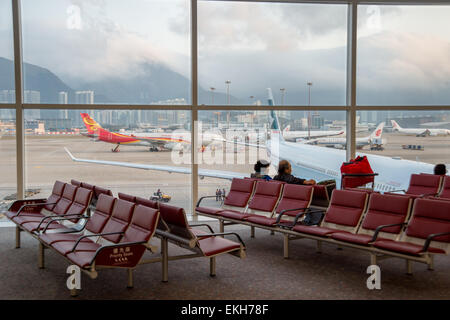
top-left (278, 160), bottom-right (292, 175)
top-left (254, 159), bottom-right (270, 174)
top-left (434, 163), bottom-right (447, 175)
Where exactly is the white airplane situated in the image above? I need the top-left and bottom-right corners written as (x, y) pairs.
top-left (282, 125), bottom-right (344, 142)
top-left (65, 89), bottom-right (438, 192)
top-left (391, 120), bottom-right (450, 137)
top-left (305, 122), bottom-right (385, 150)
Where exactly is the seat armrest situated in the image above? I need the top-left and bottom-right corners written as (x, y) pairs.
top-left (41, 215), bottom-right (89, 233)
top-left (275, 207), bottom-right (307, 225)
top-left (370, 222), bottom-right (407, 242)
top-left (189, 223), bottom-right (214, 233)
top-left (387, 190), bottom-right (406, 194)
top-left (196, 232), bottom-right (246, 248)
top-left (36, 213), bottom-right (86, 231)
top-left (276, 208), bottom-right (325, 229)
top-left (8, 199), bottom-right (47, 212)
top-left (70, 231), bottom-right (125, 253)
top-left (196, 195), bottom-right (221, 208)
top-left (14, 202), bottom-right (57, 217)
top-left (422, 232), bottom-right (450, 252)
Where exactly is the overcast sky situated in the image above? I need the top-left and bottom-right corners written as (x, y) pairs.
top-left (0, 0), bottom-right (449, 105)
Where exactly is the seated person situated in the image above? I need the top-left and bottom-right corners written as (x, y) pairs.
top-left (434, 163), bottom-right (447, 175)
top-left (273, 160), bottom-right (316, 185)
top-left (251, 160), bottom-right (272, 181)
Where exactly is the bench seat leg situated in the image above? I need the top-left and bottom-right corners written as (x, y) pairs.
top-left (127, 269), bottom-right (134, 288)
top-left (406, 260), bottom-right (413, 275)
top-left (428, 256), bottom-right (434, 271)
top-left (15, 226), bottom-right (21, 249)
top-left (283, 234), bottom-right (289, 259)
top-left (316, 240), bottom-right (322, 253)
top-left (250, 226), bottom-right (255, 238)
top-left (161, 238), bottom-right (168, 282)
top-left (210, 257), bottom-right (216, 277)
top-left (219, 220), bottom-right (224, 235)
top-left (370, 253), bottom-right (377, 266)
top-left (38, 243), bottom-right (45, 269)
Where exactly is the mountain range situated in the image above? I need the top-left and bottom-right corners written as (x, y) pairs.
top-left (0, 57), bottom-right (240, 105)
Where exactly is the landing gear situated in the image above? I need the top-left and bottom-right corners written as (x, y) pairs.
top-left (149, 147), bottom-right (159, 152)
top-left (112, 144), bottom-right (120, 152)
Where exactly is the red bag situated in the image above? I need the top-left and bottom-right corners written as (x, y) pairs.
top-left (340, 156), bottom-right (375, 188)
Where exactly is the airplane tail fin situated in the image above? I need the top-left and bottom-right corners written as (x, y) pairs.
top-left (391, 120), bottom-right (401, 130)
top-left (267, 88), bottom-right (285, 143)
top-left (370, 122), bottom-right (385, 140)
top-left (80, 113), bottom-right (102, 134)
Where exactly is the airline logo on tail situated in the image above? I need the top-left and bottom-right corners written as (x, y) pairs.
top-left (370, 122), bottom-right (385, 139)
top-left (80, 113), bottom-right (102, 134)
top-left (391, 120), bottom-right (401, 131)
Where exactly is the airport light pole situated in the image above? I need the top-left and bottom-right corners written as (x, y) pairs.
top-left (225, 80), bottom-right (231, 128)
top-left (307, 82), bottom-right (313, 139)
top-left (210, 87), bottom-right (215, 105)
top-left (280, 88), bottom-right (286, 106)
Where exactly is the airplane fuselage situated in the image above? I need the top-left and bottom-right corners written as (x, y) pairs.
top-left (267, 138), bottom-right (433, 192)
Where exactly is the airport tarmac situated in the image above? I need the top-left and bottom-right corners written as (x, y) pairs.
top-left (0, 132), bottom-right (449, 222)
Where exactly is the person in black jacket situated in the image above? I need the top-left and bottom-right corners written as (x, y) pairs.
top-left (250, 159), bottom-right (272, 180)
top-left (273, 160), bottom-right (316, 185)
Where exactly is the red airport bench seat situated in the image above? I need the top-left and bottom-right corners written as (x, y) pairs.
top-left (221, 180), bottom-right (282, 221)
top-left (13, 184), bottom-right (79, 228)
top-left (388, 173), bottom-right (442, 198)
top-left (65, 204), bottom-right (159, 268)
top-left (157, 202), bottom-right (245, 281)
top-left (246, 184), bottom-right (313, 227)
top-left (196, 178), bottom-right (255, 216)
top-left (292, 189), bottom-right (368, 237)
top-left (5, 180), bottom-right (66, 220)
top-left (39, 193), bottom-right (116, 246)
top-left (330, 193), bottom-right (412, 246)
top-left (373, 198), bottom-right (450, 256)
top-left (20, 186), bottom-right (92, 233)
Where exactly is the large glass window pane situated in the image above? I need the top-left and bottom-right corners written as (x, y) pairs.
top-left (21, 0), bottom-right (190, 105)
top-left (358, 110), bottom-right (450, 192)
top-left (197, 109), bottom-right (347, 211)
top-left (0, 0), bottom-right (15, 104)
top-left (357, 5), bottom-right (450, 105)
top-left (0, 109), bottom-right (16, 224)
top-left (198, 1), bottom-right (347, 106)
top-left (24, 109), bottom-right (193, 213)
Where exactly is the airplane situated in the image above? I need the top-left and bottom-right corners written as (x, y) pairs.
top-left (304, 122), bottom-right (385, 150)
top-left (282, 125), bottom-right (345, 142)
top-left (391, 120), bottom-right (450, 137)
top-left (66, 91), bottom-right (439, 193)
top-left (80, 113), bottom-right (222, 152)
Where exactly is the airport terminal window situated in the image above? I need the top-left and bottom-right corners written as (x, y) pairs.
top-left (21, 0), bottom-right (190, 105)
top-left (357, 5), bottom-right (450, 106)
top-left (197, 109), bottom-right (346, 206)
top-left (359, 110), bottom-right (450, 166)
top-left (0, 0), bottom-right (15, 104)
top-left (24, 109), bottom-right (193, 213)
top-left (198, 1), bottom-right (347, 106)
top-left (0, 109), bottom-right (16, 223)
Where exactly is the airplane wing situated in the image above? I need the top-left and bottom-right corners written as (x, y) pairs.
top-left (213, 137), bottom-right (267, 149)
top-left (64, 148), bottom-right (248, 180)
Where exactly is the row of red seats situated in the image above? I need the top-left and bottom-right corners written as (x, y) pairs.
top-left (4, 180), bottom-right (245, 296)
top-left (386, 173), bottom-right (450, 199)
top-left (196, 177), bottom-right (450, 274)
top-left (117, 192), bottom-right (246, 282)
top-left (6, 180), bottom-right (112, 248)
